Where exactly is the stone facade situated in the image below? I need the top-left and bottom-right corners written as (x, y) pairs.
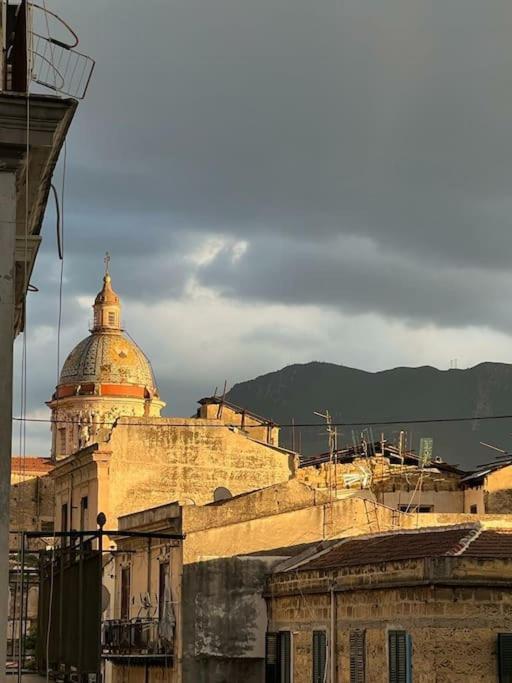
top-left (267, 527), bottom-right (512, 683)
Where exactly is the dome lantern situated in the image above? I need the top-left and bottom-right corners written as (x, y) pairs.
top-left (92, 252), bottom-right (121, 332)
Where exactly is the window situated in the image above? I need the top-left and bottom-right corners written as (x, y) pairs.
top-left (40, 520), bottom-right (54, 533)
top-left (313, 630), bottom-right (327, 683)
top-left (108, 312), bottom-right (116, 326)
top-left (58, 428), bottom-right (66, 456)
top-left (61, 503), bottom-right (68, 545)
top-left (159, 562), bottom-right (169, 621)
top-left (61, 503), bottom-right (68, 533)
top-left (470, 504), bottom-right (478, 514)
top-left (398, 505), bottom-right (433, 514)
top-left (389, 630), bottom-right (412, 683)
top-left (80, 496), bottom-right (88, 530)
top-left (121, 567), bottom-right (131, 620)
top-left (265, 631), bottom-right (291, 683)
top-left (350, 629), bottom-right (366, 683)
top-left (498, 633), bottom-right (512, 682)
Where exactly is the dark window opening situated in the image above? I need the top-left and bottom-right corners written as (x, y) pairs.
top-left (499, 633), bottom-right (512, 682)
top-left (470, 504), bottom-right (478, 514)
top-left (398, 504), bottom-right (433, 513)
top-left (121, 567), bottom-right (131, 621)
top-left (158, 562), bottom-right (169, 621)
top-left (80, 495), bottom-right (88, 530)
top-left (265, 631), bottom-right (291, 683)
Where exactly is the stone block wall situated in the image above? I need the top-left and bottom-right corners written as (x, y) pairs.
top-left (268, 559), bottom-right (512, 683)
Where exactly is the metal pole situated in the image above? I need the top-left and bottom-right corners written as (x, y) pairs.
top-left (97, 512), bottom-right (106, 683)
top-left (17, 531), bottom-right (25, 683)
top-left (78, 536), bottom-right (83, 681)
top-left (0, 171), bottom-right (17, 681)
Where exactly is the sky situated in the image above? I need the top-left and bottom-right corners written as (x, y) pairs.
top-left (14, 0), bottom-right (512, 456)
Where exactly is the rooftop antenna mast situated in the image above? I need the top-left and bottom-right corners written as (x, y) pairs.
top-left (314, 410), bottom-right (338, 538)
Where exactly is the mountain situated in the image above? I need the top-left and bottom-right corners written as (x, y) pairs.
top-left (226, 361), bottom-right (512, 470)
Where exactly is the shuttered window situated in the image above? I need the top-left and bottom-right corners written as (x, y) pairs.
top-left (280, 631), bottom-right (292, 683)
top-left (498, 633), bottom-right (512, 683)
top-left (265, 631), bottom-right (291, 683)
top-left (313, 630), bottom-right (327, 683)
top-left (389, 630), bottom-right (412, 683)
top-left (350, 629), bottom-right (366, 682)
top-left (266, 632), bottom-right (279, 683)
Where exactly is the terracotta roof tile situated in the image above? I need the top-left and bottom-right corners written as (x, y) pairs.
top-left (287, 525), bottom-right (512, 573)
top-left (11, 456), bottom-right (53, 474)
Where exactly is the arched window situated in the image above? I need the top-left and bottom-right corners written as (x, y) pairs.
top-left (213, 486), bottom-right (232, 502)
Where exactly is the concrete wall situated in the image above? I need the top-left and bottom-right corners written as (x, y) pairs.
top-left (182, 556), bottom-right (275, 683)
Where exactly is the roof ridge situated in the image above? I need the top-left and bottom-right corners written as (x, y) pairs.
top-left (446, 523), bottom-right (482, 556)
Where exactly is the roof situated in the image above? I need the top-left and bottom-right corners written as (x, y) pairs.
top-left (461, 457), bottom-right (512, 486)
top-left (197, 396), bottom-right (276, 426)
top-left (300, 442), bottom-right (465, 475)
top-left (279, 524), bottom-right (512, 573)
top-left (11, 456), bottom-right (53, 474)
top-left (59, 331), bottom-right (157, 391)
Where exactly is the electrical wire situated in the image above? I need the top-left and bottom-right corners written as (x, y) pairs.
top-left (11, 411), bottom-right (512, 428)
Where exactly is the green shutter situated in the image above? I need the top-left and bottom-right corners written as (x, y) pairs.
top-left (389, 631), bottom-right (412, 683)
top-left (265, 632), bottom-right (279, 683)
top-left (280, 631), bottom-right (291, 683)
top-left (313, 630), bottom-right (327, 683)
top-left (350, 629), bottom-right (366, 683)
top-left (499, 634), bottom-right (512, 683)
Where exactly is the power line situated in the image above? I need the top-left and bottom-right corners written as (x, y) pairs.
top-left (11, 412), bottom-right (512, 428)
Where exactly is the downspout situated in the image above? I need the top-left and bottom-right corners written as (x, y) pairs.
top-left (330, 582), bottom-right (336, 683)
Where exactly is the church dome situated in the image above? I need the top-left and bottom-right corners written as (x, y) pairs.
top-left (59, 331), bottom-right (158, 392)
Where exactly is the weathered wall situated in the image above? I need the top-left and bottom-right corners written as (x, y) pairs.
top-left (268, 558), bottom-right (512, 683)
top-left (10, 474), bottom-right (54, 548)
top-left (182, 556), bottom-right (275, 683)
top-left (485, 466), bottom-right (512, 513)
top-left (106, 417), bottom-right (295, 521)
top-left (183, 493), bottom-right (398, 565)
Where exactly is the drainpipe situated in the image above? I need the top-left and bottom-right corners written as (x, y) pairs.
top-left (330, 583), bottom-right (336, 683)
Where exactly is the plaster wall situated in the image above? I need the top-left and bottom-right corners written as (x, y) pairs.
top-left (485, 466), bottom-right (512, 513)
top-left (105, 417), bottom-right (295, 520)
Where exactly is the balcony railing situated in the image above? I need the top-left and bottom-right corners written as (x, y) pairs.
top-left (101, 619), bottom-right (173, 665)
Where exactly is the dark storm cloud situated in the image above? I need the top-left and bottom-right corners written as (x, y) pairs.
top-left (198, 234), bottom-right (512, 330)
top-left (43, 0), bottom-right (512, 319)
top-left (24, 0), bottom-right (512, 405)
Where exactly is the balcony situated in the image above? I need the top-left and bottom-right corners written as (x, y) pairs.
top-left (101, 619), bottom-right (173, 666)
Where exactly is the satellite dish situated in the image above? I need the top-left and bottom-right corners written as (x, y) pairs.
top-left (101, 585), bottom-right (111, 613)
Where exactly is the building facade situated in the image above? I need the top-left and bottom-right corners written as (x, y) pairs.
top-left (266, 524), bottom-right (512, 683)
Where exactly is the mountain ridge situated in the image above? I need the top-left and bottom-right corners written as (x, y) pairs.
top-left (226, 360), bottom-right (512, 469)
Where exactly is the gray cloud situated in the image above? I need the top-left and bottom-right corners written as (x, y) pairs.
top-left (17, 0), bottom-right (512, 453)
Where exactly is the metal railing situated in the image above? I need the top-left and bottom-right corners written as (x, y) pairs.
top-left (102, 619), bottom-right (173, 659)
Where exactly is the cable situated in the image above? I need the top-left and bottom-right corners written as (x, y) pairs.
top-left (11, 411), bottom-right (512, 428)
